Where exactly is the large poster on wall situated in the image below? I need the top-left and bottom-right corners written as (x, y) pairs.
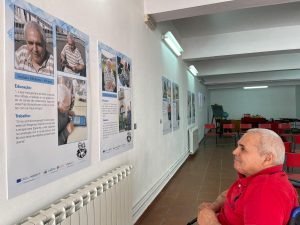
top-left (172, 82), bottom-right (180, 131)
top-left (162, 76), bottom-right (172, 134)
top-left (98, 42), bottom-right (133, 160)
top-left (5, 0), bottom-right (90, 198)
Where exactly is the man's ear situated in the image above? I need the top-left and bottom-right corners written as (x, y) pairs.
top-left (264, 153), bottom-right (274, 165)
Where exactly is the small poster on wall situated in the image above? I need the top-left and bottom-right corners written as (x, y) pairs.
top-left (172, 82), bottom-right (180, 131)
top-left (98, 42), bottom-right (133, 160)
top-left (5, 0), bottom-right (90, 198)
top-left (191, 92), bottom-right (196, 124)
top-left (188, 91), bottom-right (192, 125)
top-left (162, 76), bottom-right (172, 134)
top-left (198, 91), bottom-right (205, 108)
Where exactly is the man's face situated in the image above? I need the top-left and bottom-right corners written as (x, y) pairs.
top-left (232, 133), bottom-right (268, 177)
top-left (67, 38), bottom-right (76, 51)
top-left (107, 61), bottom-right (112, 71)
top-left (26, 29), bottom-right (46, 65)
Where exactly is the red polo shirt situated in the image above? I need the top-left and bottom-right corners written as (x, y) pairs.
top-left (218, 165), bottom-right (298, 225)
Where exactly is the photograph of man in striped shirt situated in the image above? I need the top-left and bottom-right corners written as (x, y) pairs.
top-left (60, 34), bottom-right (85, 76)
top-left (15, 20), bottom-right (54, 76)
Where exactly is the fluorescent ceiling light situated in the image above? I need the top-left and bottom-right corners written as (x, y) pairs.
top-left (243, 86), bottom-right (268, 89)
top-left (188, 65), bottom-right (198, 76)
top-left (162, 31), bottom-right (183, 56)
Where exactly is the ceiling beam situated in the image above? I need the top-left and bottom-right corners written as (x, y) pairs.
top-left (182, 25), bottom-right (300, 60)
top-left (202, 70), bottom-right (300, 85)
top-left (144, 0), bottom-right (300, 22)
top-left (193, 52), bottom-right (300, 76)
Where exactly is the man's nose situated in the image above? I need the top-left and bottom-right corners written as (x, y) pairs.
top-left (232, 147), bottom-right (239, 155)
top-left (32, 43), bottom-right (38, 51)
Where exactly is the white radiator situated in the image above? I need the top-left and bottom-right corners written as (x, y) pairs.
top-left (188, 126), bottom-right (199, 154)
top-left (16, 165), bottom-right (133, 225)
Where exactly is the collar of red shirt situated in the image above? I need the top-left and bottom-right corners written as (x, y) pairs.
top-left (237, 165), bottom-right (283, 187)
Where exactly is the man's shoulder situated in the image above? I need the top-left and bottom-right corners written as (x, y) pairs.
top-left (15, 45), bottom-right (30, 66)
top-left (249, 171), bottom-right (294, 195)
top-left (43, 52), bottom-right (54, 66)
top-left (48, 53), bottom-right (54, 61)
top-left (15, 45), bottom-right (28, 55)
top-left (252, 170), bottom-right (287, 183)
top-left (74, 48), bottom-right (83, 58)
top-left (243, 175), bottom-right (296, 208)
top-left (61, 44), bottom-right (69, 51)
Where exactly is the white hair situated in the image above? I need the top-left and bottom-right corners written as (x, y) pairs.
top-left (246, 128), bottom-right (285, 165)
top-left (24, 21), bottom-right (46, 44)
top-left (57, 84), bottom-right (71, 107)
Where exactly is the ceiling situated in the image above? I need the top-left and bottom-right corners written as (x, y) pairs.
top-left (144, 0), bottom-right (300, 89)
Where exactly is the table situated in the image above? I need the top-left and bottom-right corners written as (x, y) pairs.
top-left (241, 117), bottom-right (267, 128)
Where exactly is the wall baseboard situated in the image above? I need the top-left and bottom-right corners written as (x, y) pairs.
top-left (132, 150), bottom-right (189, 223)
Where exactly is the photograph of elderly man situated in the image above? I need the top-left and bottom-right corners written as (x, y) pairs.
top-left (14, 7), bottom-right (54, 76)
top-left (57, 75), bottom-right (87, 145)
top-left (57, 83), bottom-right (74, 145)
top-left (56, 27), bottom-right (86, 76)
top-left (102, 58), bottom-right (117, 92)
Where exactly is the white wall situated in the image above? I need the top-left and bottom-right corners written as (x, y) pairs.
top-left (209, 86), bottom-right (296, 120)
top-left (0, 0), bottom-right (204, 224)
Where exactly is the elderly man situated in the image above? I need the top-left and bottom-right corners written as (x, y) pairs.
top-left (60, 34), bottom-right (85, 75)
top-left (15, 21), bottom-right (54, 76)
top-left (198, 128), bottom-right (298, 225)
top-left (57, 83), bottom-right (74, 145)
top-left (103, 59), bottom-right (116, 92)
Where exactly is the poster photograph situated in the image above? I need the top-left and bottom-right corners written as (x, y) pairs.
top-left (56, 27), bottom-right (86, 77)
top-left (162, 76), bottom-right (172, 134)
top-left (14, 5), bottom-right (54, 76)
top-left (5, 0), bottom-right (90, 198)
top-left (117, 55), bottom-right (130, 88)
top-left (57, 75), bottom-right (87, 145)
top-left (101, 49), bottom-right (117, 93)
top-left (99, 42), bottom-right (133, 160)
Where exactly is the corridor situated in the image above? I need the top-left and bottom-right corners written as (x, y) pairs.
top-left (136, 139), bottom-right (237, 225)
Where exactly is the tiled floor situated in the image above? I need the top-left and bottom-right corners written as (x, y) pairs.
top-left (135, 137), bottom-right (238, 225)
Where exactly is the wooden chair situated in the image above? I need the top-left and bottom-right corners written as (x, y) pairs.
top-left (204, 123), bottom-right (218, 145)
top-left (239, 123), bottom-right (252, 138)
top-left (285, 152), bottom-right (300, 188)
top-left (222, 123), bottom-right (238, 144)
